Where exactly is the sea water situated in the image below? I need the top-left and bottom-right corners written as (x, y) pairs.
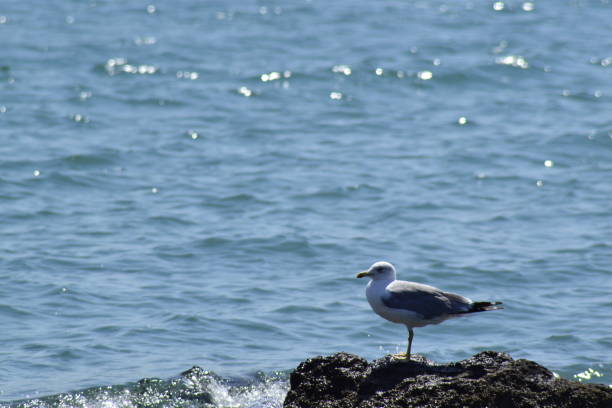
top-left (1, 1), bottom-right (611, 406)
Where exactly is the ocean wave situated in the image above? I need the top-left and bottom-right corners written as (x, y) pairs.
top-left (4, 367), bottom-right (288, 408)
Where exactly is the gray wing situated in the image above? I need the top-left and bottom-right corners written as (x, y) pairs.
top-left (382, 281), bottom-right (472, 320)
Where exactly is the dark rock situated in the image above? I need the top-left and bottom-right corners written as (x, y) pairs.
top-left (283, 351), bottom-right (612, 408)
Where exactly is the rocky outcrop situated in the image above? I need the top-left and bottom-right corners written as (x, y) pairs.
top-left (283, 351), bottom-right (612, 408)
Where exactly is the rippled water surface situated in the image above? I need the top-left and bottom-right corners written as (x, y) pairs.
top-left (1, 0), bottom-right (611, 405)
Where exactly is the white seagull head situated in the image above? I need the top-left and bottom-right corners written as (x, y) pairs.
top-left (356, 261), bottom-right (397, 281)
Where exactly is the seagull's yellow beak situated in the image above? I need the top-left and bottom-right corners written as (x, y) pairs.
top-left (356, 271), bottom-right (372, 278)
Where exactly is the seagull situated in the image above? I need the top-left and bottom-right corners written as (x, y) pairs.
top-left (356, 261), bottom-right (503, 360)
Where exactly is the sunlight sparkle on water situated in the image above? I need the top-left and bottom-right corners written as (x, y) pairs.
top-left (238, 86), bottom-right (253, 97)
top-left (176, 71), bottom-right (199, 80)
top-left (105, 58), bottom-right (157, 75)
top-left (204, 376), bottom-right (288, 408)
top-left (574, 368), bottom-right (604, 382)
top-left (72, 114), bottom-right (87, 123)
top-left (261, 71), bottom-right (290, 82)
top-left (496, 55), bottom-right (529, 69)
top-left (332, 65), bottom-right (352, 75)
top-left (417, 71), bottom-right (433, 80)
top-left (261, 72), bottom-right (281, 82)
top-left (598, 58), bottom-right (611, 67)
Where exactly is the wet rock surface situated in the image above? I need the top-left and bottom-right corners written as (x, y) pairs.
top-left (283, 351), bottom-right (612, 408)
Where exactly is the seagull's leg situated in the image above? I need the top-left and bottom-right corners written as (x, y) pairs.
top-left (406, 327), bottom-right (414, 360)
top-left (392, 327), bottom-right (414, 359)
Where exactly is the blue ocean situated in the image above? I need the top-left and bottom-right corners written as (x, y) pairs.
top-left (1, 1), bottom-right (611, 406)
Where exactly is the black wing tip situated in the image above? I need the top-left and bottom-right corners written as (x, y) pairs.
top-left (470, 301), bottom-right (504, 312)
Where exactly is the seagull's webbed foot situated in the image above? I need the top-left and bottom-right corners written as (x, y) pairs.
top-left (391, 352), bottom-right (411, 360)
